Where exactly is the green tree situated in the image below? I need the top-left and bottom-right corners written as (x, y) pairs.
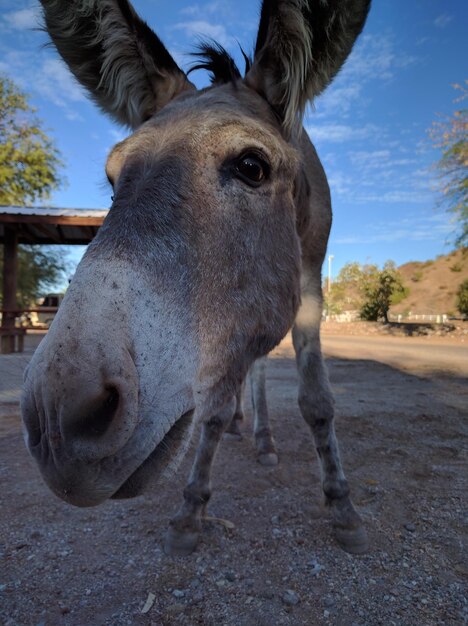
top-left (0, 246), bottom-right (68, 307)
top-left (430, 81), bottom-right (468, 248)
top-left (360, 263), bottom-right (407, 323)
top-left (0, 76), bottom-right (67, 306)
top-left (324, 261), bottom-right (367, 313)
top-left (457, 279), bottom-right (468, 316)
top-left (0, 75), bottom-right (63, 205)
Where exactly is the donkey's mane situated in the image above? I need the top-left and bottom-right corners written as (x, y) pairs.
top-left (188, 41), bottom-right (251, 85)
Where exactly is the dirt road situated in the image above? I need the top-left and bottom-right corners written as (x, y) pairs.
top-left (322, 334), bottom-right (468, 377)
top-left (1, 333), bottom-right (466, 625)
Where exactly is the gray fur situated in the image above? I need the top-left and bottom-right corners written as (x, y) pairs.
top-left (21, 0), bottom-right (371, 555)
top-left (40, 0), bottom-right (194, 127)
top-left (247, 0), bottom-right (371, 133)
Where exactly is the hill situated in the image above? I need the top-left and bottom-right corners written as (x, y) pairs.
top-left (391, 248), bottom-right (467, 316)
top-left (326, 249), bottom-right (468, 317)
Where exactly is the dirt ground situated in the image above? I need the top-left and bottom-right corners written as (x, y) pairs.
top-left (0, 329), bottom-right (467, 626)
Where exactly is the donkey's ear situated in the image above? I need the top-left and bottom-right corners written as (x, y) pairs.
top-left (40, 0), bottom-right (195, 128)
top-left (245, 0), bottom-right (371, 133)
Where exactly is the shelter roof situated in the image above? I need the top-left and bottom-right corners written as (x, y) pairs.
top-left (0, 206), bottom-right (108, 245)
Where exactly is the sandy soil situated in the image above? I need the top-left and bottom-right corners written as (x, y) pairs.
top-left (0, 332), bottom-right (467, 626)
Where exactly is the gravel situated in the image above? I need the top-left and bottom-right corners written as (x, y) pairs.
top-left (1, 334), bottom-right (467, 625)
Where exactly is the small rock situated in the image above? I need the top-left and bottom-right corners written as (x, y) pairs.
top-left (192, 591), bottom-right (204, 603)
top-left (271, 515), bottom-right (280, 525)
top-left (225, 571), bottom-right (236, 582)
top-left (324, 610), bottom-right (330, 618)
top-left (308, 560), bottom-right (323, 576)
top-left (404, 523), bottom-right (416, 532)
top-left (165, 603), bottom-right (185, 616)
top-left (172, 589), bottom-right (185, 598)
top-left (323, 595), bottom-right (335, 608)
top-left (282, 590), bottom-right (300, 606)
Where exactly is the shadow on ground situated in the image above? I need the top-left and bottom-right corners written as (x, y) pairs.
top-left (0, 340), bottom-right (466, 625)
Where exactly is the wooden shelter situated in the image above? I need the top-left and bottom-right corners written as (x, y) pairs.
top-left (1, 206), bottom-right (107, 353)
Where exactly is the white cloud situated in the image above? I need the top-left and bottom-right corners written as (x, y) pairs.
top-left (173, 20), bottom-right (233, 48)
top-left (354, 190), bottom-right (432, 204)
top-left (306, 123), bottom-right (379, 143)
top-left (65, 109), bottom-right (84, 122)
top-left (108, 129), bottom-right (127, 143)
top-left (314, 84), bottom-right (363, 117)
top-left (334, 215), bottom-right (452, 245)
top-left (3, 6), bottom-right (40, 30)
top-left (35, 58), bottom-right (88, 107)
top-left (347, 150), bottom-right (418, 173)
top-left (348, 150), bottom-right (391, 165)
top-left (434, 14), bottom-right (452, 29)
top-left (345, 34), bottom-right (417, 82)
top-left (180, 1), bottom-right (230, 17)
top-left (177, 1), bottom-right (256, 33)
top-left (0, 46), bottom-right (88, 117)
top-left (312, 34), bottom-right (418, 119)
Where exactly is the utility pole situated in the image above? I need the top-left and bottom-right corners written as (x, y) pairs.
top-left (328, 254), bottom-right (334, 294)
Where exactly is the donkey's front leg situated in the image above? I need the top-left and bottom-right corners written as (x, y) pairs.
top-left (164, 399), bottom-right (235, 556)
top-left (250, 357), bottom-right (278, 466)
top-left (293, 304), bottom-right (368, 554)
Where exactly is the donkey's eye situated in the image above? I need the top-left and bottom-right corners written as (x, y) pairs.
top-left (235, 153), bottom-right (269, 186)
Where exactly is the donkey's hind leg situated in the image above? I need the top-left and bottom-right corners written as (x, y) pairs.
top-left (224, 384), bottom-right (244, 440)
top-left (293, 295), bottom-right (368, 554)
top-left (250, 357), bottom-right (278, 466)
top-left (164, 399), bottom-right (235, 556)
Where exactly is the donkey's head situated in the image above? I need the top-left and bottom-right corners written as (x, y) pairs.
top-left (22, 0), bottom-right (370, 506)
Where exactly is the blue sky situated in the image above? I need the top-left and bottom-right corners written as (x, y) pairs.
top-left (1, 0), bottom-right (467, 281)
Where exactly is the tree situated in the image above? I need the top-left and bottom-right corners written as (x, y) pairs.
top-left (360, 262), bottom-right (407, 323)
top-left (324, 261), bottom-right (366, 314)
top-left (0, 75), bottom-right (63, 205)
top-left (0, 246), bottom-right (68, 307)
top-left (430, 81), bottom-right (468, 248)
top-left (457, 279), bottom-right (468, 317)
top-left (0, 76), bottom-right (67, 305)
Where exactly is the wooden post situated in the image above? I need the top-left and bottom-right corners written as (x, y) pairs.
top-left (1, 226), bottom-right (18, 353)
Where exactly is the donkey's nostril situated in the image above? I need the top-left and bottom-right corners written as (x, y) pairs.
top-left (70, 386), bottom-right (120, 439)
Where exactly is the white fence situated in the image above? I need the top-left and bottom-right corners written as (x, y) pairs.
top-left (388, 314), bottom-right (449, 324)
top-left (324, 312), bottom-right (451, 324)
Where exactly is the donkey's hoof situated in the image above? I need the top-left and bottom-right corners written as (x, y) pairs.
top-left (223, 431), bottom-right (243, 442)
top-left (164, 527), bottom-right (199, 556)
top-left (334, 524), bottom-right (369, 555)
top-left (257, 452), bottom-right (279, 467)
top-left (224, 418), bottom-right (243, 440)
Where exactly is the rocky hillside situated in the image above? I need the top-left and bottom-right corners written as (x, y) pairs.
top-left (391, 248), bottom-right (467, 316)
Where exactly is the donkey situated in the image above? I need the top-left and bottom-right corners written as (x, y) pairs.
top-left (21, 0), bottom-right (371, 556)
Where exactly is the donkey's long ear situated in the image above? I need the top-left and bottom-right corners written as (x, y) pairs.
top-left (40, 0), bottom-right (195, 128)
top-left (246, 0), bottom-right (371, 133)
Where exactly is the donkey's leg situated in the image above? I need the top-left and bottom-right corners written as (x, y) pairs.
top-left (224, 383), bottom-right (244, 440)
top-left (249, 357), bottom-right (278, 466)
top-left (293, 296), bottom-right (368, 554)
top-left (164, 399), bottom-right (235, 556)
